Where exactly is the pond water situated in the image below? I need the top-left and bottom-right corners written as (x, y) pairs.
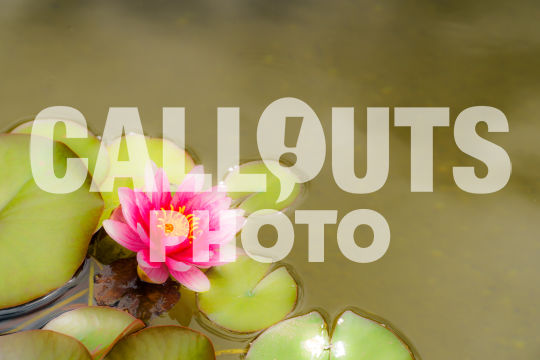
top-left (0, 0), bottom-right (539, 358)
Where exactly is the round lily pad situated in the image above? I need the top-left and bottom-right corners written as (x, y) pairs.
top-left (246, 312), bottom-right (329, 360)
top-left (104, 326), bottom-right (215, 360)
top-left (43, 306), bottom-right (145, 359)
top-left (197, 255), bottom-right (298, 333)
top-left (0, 134), bottom-right (103, 309)
top-left (331, 310), bottom-right (415, 360)
top-left (223, 160), bottom-right (303, 214)
top-left (0, 330), bottom-right (92, 360)
top-left (246, 310), bottom-right (417, 360)
top-left (98, 135), bottom-right (195, 226)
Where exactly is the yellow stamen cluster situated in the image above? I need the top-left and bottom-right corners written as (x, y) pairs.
top-left (156, 204), bottom-right (200, 242)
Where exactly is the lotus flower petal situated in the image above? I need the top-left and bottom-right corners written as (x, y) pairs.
top-left (137, 250), bottom-right (162, 269)
top-left (103, 220), bottom-right (145, 252)
top-left (118, 188), bottom-right (142, 231)
top-left (166, 257), bottom-right (192, 272)
top-left (170, 266), bottom-right (210, 292)
top-left (140, 263), bottom-right (169, 284)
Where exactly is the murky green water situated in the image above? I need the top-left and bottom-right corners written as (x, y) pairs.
top-left (1, 0), bottom-right (539, 358)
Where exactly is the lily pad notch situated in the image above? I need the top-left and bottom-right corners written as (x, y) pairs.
top-left (197, 255), bottom-right (299, 334)
top-left (245, 309), bottom-right (419, 360)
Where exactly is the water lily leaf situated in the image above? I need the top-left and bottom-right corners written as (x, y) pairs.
top-left (98, 135), bottom-right (195, 226)
top-left (104, 326), bottom-right (215, 360)
top-left (11, 118), bottom-right (105, 234)
top-left (93, 258), bottom-right (180, 321)
top-left (0, 330), bottom-right (92, 360)
top-left (198, 255), bottom-right (298, 333)
top-left (223, 160), bottom-right (303, 214)
top-left (330, 310), bottom-right (415, 360)
top-left (0, 134), bottom-right (103, 309)
top-left (246, 312), bottom-right (330, 360)
top-left (11, 119), bottom-right (106, 184)
top-left (43, 306), bottom-right (145, 360)
top-left (246, 310), bottom-right (416, 360)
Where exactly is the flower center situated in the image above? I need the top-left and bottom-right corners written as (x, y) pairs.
top-left (156, 205), bottom-right (199, 241)
top-left (164, 223), bottom-right (175, 234)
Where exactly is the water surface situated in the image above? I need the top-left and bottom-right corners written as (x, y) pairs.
top-left (0, 1), bottom-right (539, 358)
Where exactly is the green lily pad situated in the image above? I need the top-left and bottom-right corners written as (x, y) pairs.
top-left (223, 160), bottom-right (303, 214)
top-left (43, 306), bottom-right (145, 359)
top-left (330, 310), bottom-right (415, 360)
top-left (0, 330), bottom-right (92, 360)
top-left (246, 312), bottom-right (329, 360)
top-left (104, 326), bottom-right (215, 360)
top-left (197, 255), bottom-right (298, 333)
top-left (246, 310), bottom-right (417, 360)
top-left (0, 134), bottom-right (103, 309)
top-left (11, 119), bottom-right (106, 185)
top-left (98, 135), bottom-right (195, 227)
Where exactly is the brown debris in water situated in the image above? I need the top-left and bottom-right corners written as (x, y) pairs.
top-left (93, 258), bottom-right (180, 321)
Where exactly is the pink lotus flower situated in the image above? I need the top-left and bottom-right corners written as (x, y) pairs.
top-left (103, 165), bottom-right (245, 292)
